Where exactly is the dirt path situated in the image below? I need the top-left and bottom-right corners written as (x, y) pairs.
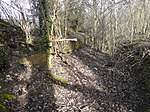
top-left (51, 45), bottom-right (141, 112)
top-left (1, 45), bottom-right (149, 112)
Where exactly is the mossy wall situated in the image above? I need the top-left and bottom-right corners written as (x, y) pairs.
top-left (19, 35), bottom-right (92, 66)
top-left (66, 35), bottom-right (92, 53)
top-left (0, 19), bottom-right (25, 69)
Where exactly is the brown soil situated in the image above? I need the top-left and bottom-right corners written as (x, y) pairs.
top-left (0, 45), bottom-right (149, 112)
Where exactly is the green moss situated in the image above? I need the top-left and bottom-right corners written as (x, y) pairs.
top-left (34, 88), bottom-right (41, 96)
top-left (84, 37), bottom-right (87, 44)
top-left (104, 40), bottom-right (111, 51)
top-left (81, 38), bottom-right (85, 45)
top-left (0, 81), bottom-right (3, 86)
top-left (0, 104), bottom-right (9, 112)
top-left (87, 36), bottom-right (92, 43)
top-left (76, 40), bottom-right (81, 49)
top-left (52, 74), bottom-right (69, 84)
top-left (0, 93), bottom-right (14, 102)
top-left (0, 93), bottom-right (14, 112)
top-left (48, 73), bottom-right (69, 84)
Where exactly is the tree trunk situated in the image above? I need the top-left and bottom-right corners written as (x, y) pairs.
top-left (39, 0), bottom-right (53, 69)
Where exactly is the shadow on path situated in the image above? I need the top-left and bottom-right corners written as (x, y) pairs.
top-left (1, 62), bottom-right (57, 112)
top-left (53, 44), bottom-right (149, 112)
top-left (74, 45), bottom-right (150, 112)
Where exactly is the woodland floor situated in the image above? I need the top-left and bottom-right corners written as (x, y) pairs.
top-left (0, 44), bottom-right (150, 112)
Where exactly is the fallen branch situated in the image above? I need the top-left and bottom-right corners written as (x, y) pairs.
top-left (52, 38), bottom-right (77, 42)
